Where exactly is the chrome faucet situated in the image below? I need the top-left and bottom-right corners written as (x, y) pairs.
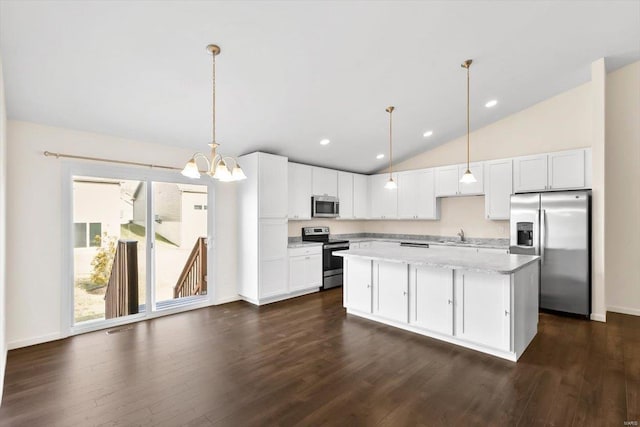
top-left (457, 228), bottom-right (465, 242)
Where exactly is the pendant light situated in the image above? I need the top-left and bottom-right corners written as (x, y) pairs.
top-left (384, 106), bottom-right (397, 190)
top-left (459, 59), bottom-right (477, 184)
top-left (182, 44), bottom-right (247, 182)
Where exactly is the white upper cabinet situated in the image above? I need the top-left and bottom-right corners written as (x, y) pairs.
top-left (435, 165), bottom-right (459, 197)
top-left (548, 149), bottom-right (585, 190)
top-left (287, 162), bottom-right (312, 220)
top-left (398, 169), bottom-right (439, 220)
top-left (435, 163), bottom-right (484, 196)
top-left (458, 163), bottom-right (484, 195)
top-left (312, 167), bottom-right (338, 197)
top-left (337, 171), bottom-right (354, 219)
top-left (484, 159), bottom-right (513, 220)
top-left (353, 173), bottom-right (369, 219)
top-left (514, 149), bottom-right (590, 193)
top-left (369, 173), bottom-right (398, 219)
top-left (258, 153), bottom-right (288, 219)
top-left (513, 153), bottom-right (548, 192)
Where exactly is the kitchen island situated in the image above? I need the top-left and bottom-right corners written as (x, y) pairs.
top-left (336, 246), bottom-right (540, 361)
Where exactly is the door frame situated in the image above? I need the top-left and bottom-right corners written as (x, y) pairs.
top-left (61, 161), bottom-right (216, 336)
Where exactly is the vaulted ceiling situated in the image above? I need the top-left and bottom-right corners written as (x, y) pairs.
top-left (1, 1), bottom-right (638, 173)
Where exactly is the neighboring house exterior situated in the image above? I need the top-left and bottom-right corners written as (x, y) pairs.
top-left (132, 182), bottom-right (207, 249)
top-left (72, 179), bottom-right (122, 278)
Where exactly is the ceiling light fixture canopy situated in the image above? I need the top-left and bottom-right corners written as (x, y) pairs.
top-left (460, 59), bottom-right (477, 184)
top-left (384, 106), bottom-right (397, 190)
top-left (182, 44), bottom-right (246, 182)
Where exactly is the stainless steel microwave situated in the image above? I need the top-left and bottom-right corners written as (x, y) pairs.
top-left (312, 195), bottom-right (340, 218)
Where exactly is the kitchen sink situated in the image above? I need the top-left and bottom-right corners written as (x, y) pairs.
top-left (438, 240), bottom-right (472, 245)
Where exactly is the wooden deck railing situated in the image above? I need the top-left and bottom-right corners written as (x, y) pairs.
top-left (104, 240), bottom-right (139, 319)
top-left (174, 237), bottom-right (207, 298)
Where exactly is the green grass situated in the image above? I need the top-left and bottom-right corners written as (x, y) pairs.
top-left (120, 223), bottom-right (177, 246)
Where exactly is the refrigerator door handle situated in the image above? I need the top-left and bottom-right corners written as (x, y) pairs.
top-left (540, 209), bottom-right (546, 264)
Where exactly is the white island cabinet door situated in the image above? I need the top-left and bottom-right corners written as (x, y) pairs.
top-left (345, 258), bottom-right (372, 313)
top-left (373, 261), bottom-right (409, 323)
top-left (411, 266), bottom-right (454, 335)
top-left (455, 271), bottom-right (511, 352)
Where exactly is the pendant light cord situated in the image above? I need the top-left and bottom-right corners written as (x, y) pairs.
top-left (212, 51), bottom-right (216, 145)
top-left (388, 108), bottom-right (393, 179)
top-left (466, 63), bottom-right (470, 171)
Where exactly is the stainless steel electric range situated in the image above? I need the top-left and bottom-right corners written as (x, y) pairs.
top-left (301, 227), bottom-right (349, 290)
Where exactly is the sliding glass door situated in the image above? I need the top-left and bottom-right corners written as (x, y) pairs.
top-left (69, 168), bottom-right (212, 332)
top-left (152, 182), bottom-right (209, 308)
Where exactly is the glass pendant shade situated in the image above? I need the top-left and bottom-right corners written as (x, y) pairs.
top-left (460, 169), bottom-right (477, 183)
top-left (181, 159), bottom-right (201, 179)
top-left (213, 160), bottom-right (233, 181)
top-left (384, 178), bottom-right (397, 190)
top-left (232, 164), bottom-right (247, 181)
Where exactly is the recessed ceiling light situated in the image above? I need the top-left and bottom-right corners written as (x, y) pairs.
top-left (485, 99), bottom-right (498, 108)
top-left (423, 130), bottom-right (433, 138)
top-left (376, 154), bottom-right (385, 159)
top-left (319, 139), bottom-right (331, 145)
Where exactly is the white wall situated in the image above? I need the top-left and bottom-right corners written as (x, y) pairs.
top-left (5, 120), bottom-right (238, 349)
top-left (605, 61), bottom-right (640, 316)
top-left (0, 55), bottom-right (8, 405)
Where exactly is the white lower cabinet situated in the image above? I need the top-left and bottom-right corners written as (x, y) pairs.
top-left (454, 270), bottom-right (511, 352)
top-left (259, 220), bottom-right (289, 299)
top-left (410, 266), bottom-right (454, 336)
top-left (288, 246), bottom-right (322, 292)
top-left (341, 254), bottom-right (537, 361)
top-left (344, 257), bottom-right (372, 313)
top-left (373, 261), bottom-right (409, 323)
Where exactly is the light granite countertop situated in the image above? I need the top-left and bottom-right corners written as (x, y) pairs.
top-left (287, 241), bottom-right (323, 249)
top-left (336, 246), bottom-right (539, 274)
top-left (288, 233), bottom-right (509, 250)
top-left (345, 237), bottom-right (508, 250)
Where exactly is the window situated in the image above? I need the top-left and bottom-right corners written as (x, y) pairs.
top-left (89, 223), bottom-right (102, 247)
top-left (73, 222), bottom-right (102, 248)
top-left (74, 223), bottom-right (87, 248)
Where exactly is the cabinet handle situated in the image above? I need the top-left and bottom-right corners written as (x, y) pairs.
top-left (448, 299), bottom-right (453, 305)
top-left (366, 284), bottom-right (371, 288)
top-left (505, 310), bottom-right (510, 316)
top-left (403, 291), bottom-right (407, 296)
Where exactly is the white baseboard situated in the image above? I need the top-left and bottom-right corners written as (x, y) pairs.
top-left (607, 305), bottom-right (640, 317)
top-left (590, 312), bottom-right (607, 322)
top-left (215, 295), bottom-right (241, 305)
top-left (7, 332), bottom-right (65, 350)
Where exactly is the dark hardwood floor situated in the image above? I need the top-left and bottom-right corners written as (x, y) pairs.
top-left (0, 288), bottom-right (638, 426)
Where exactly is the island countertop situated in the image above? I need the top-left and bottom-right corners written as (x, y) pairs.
top-left (336, 246), bottom-right (539, 274)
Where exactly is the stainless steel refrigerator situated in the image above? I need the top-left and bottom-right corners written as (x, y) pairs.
top-left (510, 191), bottom-right (591, 316)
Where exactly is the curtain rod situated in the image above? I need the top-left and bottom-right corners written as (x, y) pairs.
top-left (44, 151), bottom-right (181, 171)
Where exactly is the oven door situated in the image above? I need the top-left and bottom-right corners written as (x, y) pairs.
top-left (323, 243), bottom-right (349, 276)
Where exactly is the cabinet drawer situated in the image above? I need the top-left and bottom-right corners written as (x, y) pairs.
top-left (288, 245), bottom-right (322, 257)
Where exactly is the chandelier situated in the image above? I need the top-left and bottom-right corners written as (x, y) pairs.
top-left (182, 44), bottom-right (246, 182)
